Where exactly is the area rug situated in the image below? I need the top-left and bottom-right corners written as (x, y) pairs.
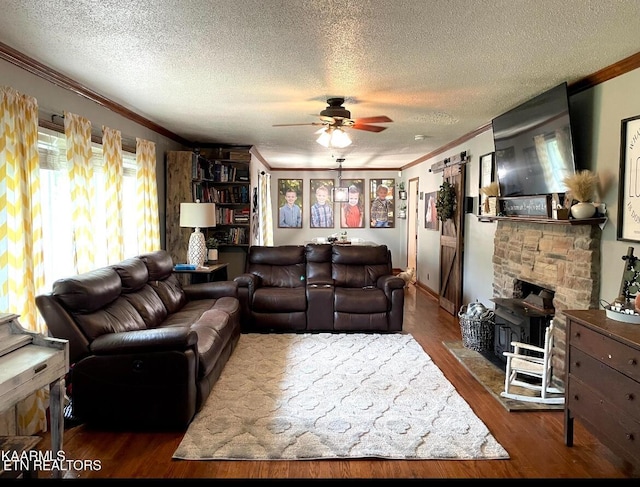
top-left (443, 340), bottom-right (564, 412)
top-left (173, 333), bottom-right (509, 460)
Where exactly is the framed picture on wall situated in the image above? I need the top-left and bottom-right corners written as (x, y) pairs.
top-left (310, 179), bottom-right (335, 228)
top-left (425, 190), bottom-right (439, 230)
top-left (339, 179), bottom-right (365, 228)
top-left (618, 115), bottom-right (640, 241)
top-left (369, 178), bottom-right (395, 228)
top-left (478, 152), bottom-right (496, 216)
top-left (277, 179), bottom-right (303, 228)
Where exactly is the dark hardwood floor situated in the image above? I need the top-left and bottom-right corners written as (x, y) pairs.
top-left (37, 285), bottom-right (637, 479)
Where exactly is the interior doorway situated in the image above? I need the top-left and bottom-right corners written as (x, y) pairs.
top-left (407, 177), bottom-right (419, 283)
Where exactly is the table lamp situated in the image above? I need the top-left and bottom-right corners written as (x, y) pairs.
top-left (179, 200), bottom-right (216, 267)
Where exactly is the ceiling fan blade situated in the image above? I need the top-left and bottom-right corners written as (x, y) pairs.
top-left (354, 116), bottom-right (393, 124)
top-left (272, 122), bottom-right (325, 127)
top-left (352, 123), bottom-right (388, 133)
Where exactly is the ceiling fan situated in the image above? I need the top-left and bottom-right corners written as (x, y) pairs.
top-left (272, 97), bottom-right (393, 144)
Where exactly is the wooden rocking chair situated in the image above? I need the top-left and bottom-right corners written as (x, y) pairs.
top-left (500, 322), bottom-right (565, 404)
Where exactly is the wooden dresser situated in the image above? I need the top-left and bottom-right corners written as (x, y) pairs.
top-left (563, 309), bottom-right (640, 471)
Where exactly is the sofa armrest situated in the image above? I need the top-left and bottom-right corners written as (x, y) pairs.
top-left (183, 280), bottom-right (238, 300)
top-left (378, 274), bottom-right (405, 296)
top-left (89, 327), bottom-right (198, 355)
top-left (234, 273), bottom-right (260, 290)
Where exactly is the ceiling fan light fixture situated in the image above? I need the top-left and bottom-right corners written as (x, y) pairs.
top-left (316, 127), bottom-right (352, 149)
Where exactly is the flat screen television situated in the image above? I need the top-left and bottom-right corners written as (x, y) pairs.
top-left (492, 82), bottom-right (577, 197)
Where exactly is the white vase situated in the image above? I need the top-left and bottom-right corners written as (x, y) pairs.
top-left (207, 249), bottom-right (218, 262)
top-left (570, 202), bottom-right (596, 219)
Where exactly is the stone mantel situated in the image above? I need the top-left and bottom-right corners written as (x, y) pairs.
top-left (492, 219), bottom-right (602, 385)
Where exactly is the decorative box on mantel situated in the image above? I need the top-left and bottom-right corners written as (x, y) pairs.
top-left (481, 196), bottom-right (497, 216)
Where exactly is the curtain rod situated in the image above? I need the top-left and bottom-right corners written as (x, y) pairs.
top-left (41, 113), bottom-right (137, 154)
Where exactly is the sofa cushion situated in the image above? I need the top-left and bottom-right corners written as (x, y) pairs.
top-left (53, 267), bottom-right (122, 313)
top-left (111, 258), bottom-right (168, 328)
top-left (252, 287), bottom-right (307, 312)
top-left (247, 245), bottom-right (306, 288)
top-left (334, 287), bottom-right (389, 313)
top-left (332, 245), bottom-right (391, 287)
top-left (72, 297), bottom-right (147, 340)
top-left (147, 273), bottom-right (187, 314)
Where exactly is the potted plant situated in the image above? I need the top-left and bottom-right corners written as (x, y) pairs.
top-left (563, 170), bottom-right (599, 219)
top-left (206, 237), bottom-right (219, 262)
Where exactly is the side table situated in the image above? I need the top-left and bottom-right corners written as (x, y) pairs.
top-left (173, 262), bottom-right (229, 284)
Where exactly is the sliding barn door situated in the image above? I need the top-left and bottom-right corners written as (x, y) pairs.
top-left (439, 163), bottom-right (466, 315)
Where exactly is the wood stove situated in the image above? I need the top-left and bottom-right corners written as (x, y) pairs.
top-left (491, 285), bottom-right (554, 363)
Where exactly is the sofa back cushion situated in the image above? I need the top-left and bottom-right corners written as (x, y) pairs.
top-left (52, 267), bottom-right (146, 340)
top-left (137, 250), bottom-right (187, 313)
top-left (246, 245), bottom-right (306, 288)
top-left (332, 245), bottom-right (392, 287)
top-left (112, 257), bottom-right (168, 328)
top-left (305, 243), bottom-right (333, 283)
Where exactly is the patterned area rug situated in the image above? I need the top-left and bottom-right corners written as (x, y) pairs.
top-left (173, 333), bottom-right (509, 461)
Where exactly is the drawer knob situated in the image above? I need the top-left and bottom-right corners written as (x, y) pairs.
top-left (626, 433), bottom-right (634, 441)
top-left (574, 361), bottom-right (581, 368)
top-left (625, 393), bottom-right (635, 401)
top-left (573, 394), bottom-right (579, 401)
top-left (629, 358), bottom-right (638, 366)
top-left (575, 331), bottom-right (581, 338)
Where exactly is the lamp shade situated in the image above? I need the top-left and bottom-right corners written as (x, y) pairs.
top-left (179, 202), bottom-right (216, 229)
top-left (179, 201), bottom-right (216, 267)
top-left (316, 127), bottom-right (352, 149)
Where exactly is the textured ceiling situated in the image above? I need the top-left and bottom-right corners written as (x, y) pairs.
top-left (1, 0), bottom-right (640, 169)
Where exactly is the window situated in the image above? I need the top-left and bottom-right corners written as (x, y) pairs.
top-left (38, 128), bottom-right (138, 292)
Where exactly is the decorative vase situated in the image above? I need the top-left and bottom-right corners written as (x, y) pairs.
top-left (207, 249), bottom-right (218, 262)
top-left (570, 202), bottom-right (596, 219)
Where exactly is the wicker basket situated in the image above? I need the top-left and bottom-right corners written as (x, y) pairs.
top-left (458, 305), bottom-right (495, 352)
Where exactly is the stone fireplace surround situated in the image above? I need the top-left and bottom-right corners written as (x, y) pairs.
top-left (492, 220), bottom-right (602, 385)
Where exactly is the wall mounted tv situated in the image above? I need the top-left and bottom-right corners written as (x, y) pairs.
top-left (492, 82), bottom-right (577, 197)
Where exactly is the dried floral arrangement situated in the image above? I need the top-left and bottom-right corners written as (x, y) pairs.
top-left (480, 182), bottom-right (499, 197)
top-left (563, 170), bottom-right (599, 203)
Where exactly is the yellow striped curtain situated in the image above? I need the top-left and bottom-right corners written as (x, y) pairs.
top-left (136, 138), bottom-right (160, 252)
top-left (102, 125), bottom-right (124, 263)
top-left (0, 86), bottom-right (46, 332)
top-left (258, 172), bottom-right (274, 246)
top-left (64, 112), bottom-right (95, 273)
top-left (0, 86), bottom-right (48, 436)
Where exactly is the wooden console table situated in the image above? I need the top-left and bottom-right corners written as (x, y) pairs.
top-left (0, 313), bottom-right (69, 479)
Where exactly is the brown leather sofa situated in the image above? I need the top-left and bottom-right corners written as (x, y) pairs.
top-left (234, 244), bottom-right (405, 332)
top-left (35, 250), bottom-right (241, 430)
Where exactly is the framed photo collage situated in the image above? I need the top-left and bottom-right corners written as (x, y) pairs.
top-left (277, 178), bottom-right (397, 229)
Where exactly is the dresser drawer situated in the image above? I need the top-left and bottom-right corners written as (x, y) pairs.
top-left (568, 376), bottom-right (640, 465)
top-left (570, 322), bottom-right (640, 382)
top-left (569, 347), bottom-right (640, 419)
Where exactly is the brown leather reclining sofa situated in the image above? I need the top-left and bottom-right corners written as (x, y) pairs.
top-left (35, 250), bottom-right (240, 429)
top-left (234, 243), bottom-right (405, 332)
